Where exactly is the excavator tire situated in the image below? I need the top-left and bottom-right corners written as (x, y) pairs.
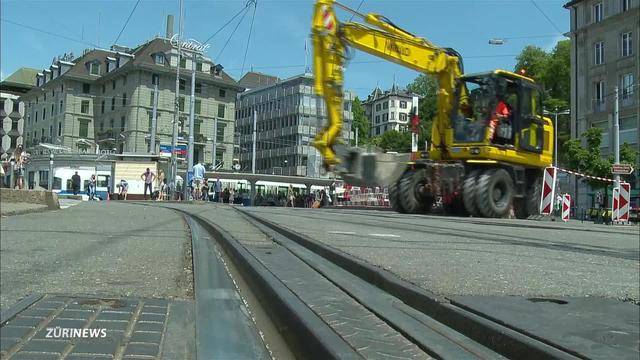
top-left (462, 170), bottom-right (480, 216)
top-left (399, 169), bottom-right (433, 214)
top-left (475, 168), bottom-right (514, 218)
top-left (526, 176), bottom-right (542, 216)
top-left (388, 182), bottom-right (406, 213)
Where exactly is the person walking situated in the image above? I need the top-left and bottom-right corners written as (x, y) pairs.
top-left (13, 145), bottom-right (28, 189)
top-left (214, 178), bottom-right (222, 202)
top-left (71, 171), bottom-right (81, 195)
top-left (88, 174), bottom-right (97, 200)
top-left (286, 184), bottom-right (295, 208)
top-left (192, 161), bottom-right (206, 201)
top-left (229, 187), bottom-right (235, 204)
top-left (141, 168), bottom-right (156, 200)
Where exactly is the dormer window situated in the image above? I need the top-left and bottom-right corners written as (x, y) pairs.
top-left (89, 62), bottom-right (100, 75)
top-left (212, 64), bottom-right (223, 77)
top-left (154, 53), bottom-right (165, 65)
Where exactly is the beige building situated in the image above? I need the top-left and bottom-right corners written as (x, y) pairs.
top-left (363, 84), bottom-right (419, 137)
top-left (20, 32), bottom-right (242, 170)
top-left (564, 0), bottom-right (639, 207)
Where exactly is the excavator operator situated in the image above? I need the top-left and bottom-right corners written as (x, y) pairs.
top-left (488, 94), bottom-right (512, 143)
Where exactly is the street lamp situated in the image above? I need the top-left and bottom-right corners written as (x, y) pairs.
top-left (543, 108), bottom-right (570, 167)
top-left (48, 153), bottom-right (54, 190)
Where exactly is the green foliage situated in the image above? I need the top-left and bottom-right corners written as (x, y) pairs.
top-left (378, 130), bottom-right (411, 152)
top-left (351, 97), bottom-right (369, 142)
top-left (514, 45), bottom-right (550, 81)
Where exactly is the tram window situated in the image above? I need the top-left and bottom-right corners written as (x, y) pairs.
top-left (53, 177), bottom-right (62, 190)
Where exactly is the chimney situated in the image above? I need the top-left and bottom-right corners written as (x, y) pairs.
top-left (166, 15), bottom-right (174, 38)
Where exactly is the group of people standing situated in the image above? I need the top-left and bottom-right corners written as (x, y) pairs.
top-left (1, 145), bottom-right (28, 189)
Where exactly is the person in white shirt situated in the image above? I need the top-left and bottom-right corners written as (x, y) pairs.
top-left (192, 162), bottom-right (206, 201)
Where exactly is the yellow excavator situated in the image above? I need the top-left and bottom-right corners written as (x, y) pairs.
top-left (311, 0), bottom-right (553, 218)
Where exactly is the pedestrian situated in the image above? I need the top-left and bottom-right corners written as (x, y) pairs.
top-left (13, 145), bottom-right (27, 189)
top-left (160, 178), bottom-right (167, 201)
top-left (88, 174), bottom-right (97, 200)
top-left (286, 184), bottom-right (295, 208)
top-left (192, 161), bottom-right (206, 201)
top-left (118, 179), bottom-right (129, 200)
top-left (176, 181), bottom-right (183, 201)
top-left (229, 187), bottom-right (235, 204)
top-left (214, 178), bottom-right (222, 202)
top-left (71, 171), bottom-right (81, 195)
top-left (0, 155), bottom-right (5, 188)
top-left (223, 187), bottom-right (230, 203)
top-left (141, 168), bottom-right (156, 200)
top-left (201, 182), bottom-right (209, 201)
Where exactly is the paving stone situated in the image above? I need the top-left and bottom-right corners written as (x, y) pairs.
top-left (137, 313), bottom-right (165, 323)
top-left (143, 299), bottom-right (169, 308)
top-left (33, 301), bottom-right (66, 310)
top-left (132, 321), bottom-right (164, 332)
top-left (129, 331), bottom-right (162, 344)
top-left (0, 326), bottom-right (34, 339)
top-left (95, 312), bottom-right (133, 322)
top-left (92, 320), bottom-right (129, 331)
top-left (12, 352), bottom-right (60, 360)
top-left (42, 296), bottom-right (70, 303)
top-left (4, 316), bottom-right (46, 328)
top-left (124, 342), bottom-right (160, 357)
top-left (0, 337), bottom-right (21, 353)
top-left (140, 306), bottom-right (167, 315)
top-left (66, 354), bottom-right (114, 359)
top-left (71, 339), bottom-right (122, 356)
top-left (57, 309), bottom-right (96, 320)
top-left (20, 339), bottom-right (69, 354)
top-left (19, 308), bottom-right (54, 318)
top-left (48, 318), bottom-right (87, 328)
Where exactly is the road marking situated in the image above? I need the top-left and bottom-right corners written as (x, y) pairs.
top-left (329, 231), bottom-right (356, 235)
top-left (369, 233), bottom-right (400, 238)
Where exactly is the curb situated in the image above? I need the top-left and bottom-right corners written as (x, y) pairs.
top-left (240, 210), bottom-right (582, 360)
top-left (165, 207), bottom-right (360, 360)
top-left (0, 205), bottom-right (50, 217)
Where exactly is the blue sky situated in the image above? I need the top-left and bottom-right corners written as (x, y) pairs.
top-left (1, 0), bottom-right (569, 98)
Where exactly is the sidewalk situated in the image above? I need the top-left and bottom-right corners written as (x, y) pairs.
top-left (0, 203), bottom-right (48, 217)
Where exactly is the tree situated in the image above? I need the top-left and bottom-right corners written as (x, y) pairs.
top-left (378, 130), bottom-right (411, 152)
top-left (514, 45), bottom-right (550, 82)
top-left (351, 97), bottom-right (369, 143)
top-left (406, 74), bottom-right (438, 143)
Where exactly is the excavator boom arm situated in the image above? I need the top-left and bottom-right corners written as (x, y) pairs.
top-left (312, 0), bottom-right (464, 169)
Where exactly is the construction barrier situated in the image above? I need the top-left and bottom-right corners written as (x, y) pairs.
top-left (617, 182), bottom-right (631, 223)
top-left (612, 188), bottom-right (620, 222)
top-left (335, 187), bottom-right (390, 208)
top-left (562, 194), bottom-right (571, 222)
top-left (539, 167), bottom-right (557, 215)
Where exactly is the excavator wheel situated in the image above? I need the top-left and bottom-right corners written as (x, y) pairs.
top-left (526, 176), bottom-right (542, 216)
top-left (475, 168), bottom-right (514, 218)
top-left (462, 170), bottom-right (481, 216)
top-left (399, 169), bottom-right (433, 214)
top-left (388, 182), bottom-right (406, 213)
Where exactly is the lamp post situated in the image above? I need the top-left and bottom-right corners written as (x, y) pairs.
top-left (543, 108), bottom-right (570, 167)
top-left (48, 153), bottom-right (54, 190)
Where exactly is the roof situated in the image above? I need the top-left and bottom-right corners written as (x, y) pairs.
top-left (238, 71), bottom-right (280, 90)
top-left (563, 0), bottom-right (584, 8)
top-left (2, 67), bottom-right (39, 86)
top-left (363, 84), bottom-right (416, 103)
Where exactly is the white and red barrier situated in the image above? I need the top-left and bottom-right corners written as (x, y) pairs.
top-left (611, 188), bottom-right (619, 222)
top-left (539, 167), bottom-right (557, 215)
top-left (562, 194), bottom-right (571, 222)
top-left (335, 187), bottom-right (390, 208)
top-left (617, 182), bottom-right (631, 223)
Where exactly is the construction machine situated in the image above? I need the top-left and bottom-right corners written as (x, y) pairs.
top-left (311, 0), bottom-right (553, 218)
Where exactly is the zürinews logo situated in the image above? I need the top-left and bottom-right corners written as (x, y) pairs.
top-left (46, 327), bottom-right (107, 339)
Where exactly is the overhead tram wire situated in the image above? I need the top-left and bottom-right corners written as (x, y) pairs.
top-left (113, 0), bottom-right (141, 45)
top-left (203, 1), bottom-right (253, 44)
top-left (1, 18), bottom-right (99, 48)
top-left (216, 6), bottom-right (250, 61)
top-left (530, 0), bottom-right (565, 35)
top-left (241, 0), bottom-right (257, 76)
top-left (349, 0), bottom-right (366, 21)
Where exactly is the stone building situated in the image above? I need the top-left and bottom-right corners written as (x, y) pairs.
top-left (362, 84), bottom-right (419, 137)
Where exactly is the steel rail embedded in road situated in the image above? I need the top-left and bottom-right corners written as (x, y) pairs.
top-left (238, 208), bottom-right (585, 360)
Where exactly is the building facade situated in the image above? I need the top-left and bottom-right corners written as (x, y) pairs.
top-left (363, 85), bottom-right (419, 137)
top-left (564, 0), bottom-right (639, 208)
top-left (0, 68), bottom-right (37, 159)
top-left (235, 73), bottom-right (354, 177)
top-left (19, 32), bottom-right (242, 170)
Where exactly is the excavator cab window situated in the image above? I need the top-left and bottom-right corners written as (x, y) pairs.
top-left (518, 85), bottom-right (544, 153)
top-left (452, 78), bottom-right (494, 143)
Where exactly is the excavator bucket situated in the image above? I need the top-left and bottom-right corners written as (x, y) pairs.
top-left (333, 144), bottom-right (410, 187)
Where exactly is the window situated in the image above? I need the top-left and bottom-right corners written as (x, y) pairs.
top-left (217, 104), bottom-right (226, 118)
top-left (151, 73), bottom-right (159, 85)
top-left (59, 100), bottom-right (63, 113)
top-left (112, 80), bottom-right (116, 90)
top-left (195, 83), bottom-right (202, 94)
top-left (400, 113), bottom-right (407, 121)
top-left (390, 112), bottom-right (395, 120)
top-left (82, 83), bottom-right (90, 94)
top-left (35, 111), bottom-right (38, 123)
top-left (58, 122), bottom-right (62, 136)
top-left (179, 78), bottom-right (186, 91)
top-left (179, 97), bottom-right (185, 112)
top-left (150, 91), bottom-right (156, 107)
top-left (81, 100), bottom-right (90, 114)
top-left (621, 73), bottom-right (635, 103)
top-left (154, 53), bottom-right (164, 65)
top-left (49, 125), bottom-right (53, 137)
top-left (196, 62), bottom-right (203, 71)
top-left (195, 99), bottom-right (201, 114)
top-left (78, 119), bottom-right (89, 138)
top-left (383, 101), bottom-right (388, 109)
top-left (43, 108), bottom-right (46, 120)
top-left (594, 80), bottom-right (605, 111)
top-left (594, 41), bottom-right (604, 65)
top-left (102, 84), bottom-right (106, 94)
top-left (593, 2), bottom-right (603, 23)
top-left (622, 32), bottom-right (632, 57)
top-left (383, 113), bottom-right (388, 122)
top-left (120, 116), bottom-right (125, 131)
top-left (216, 124), bottom-right (225, 142)
top-left (390, 100), bottom-right (395, 108)
top-left (90, 62), bottom-right (100, 75)
top-left (51, 104), bottom-right (54, 115)
top-left (101, 100), bottom-right (105, 114)
top-left (180, 57), bottom-right (186, 68)
top-left (122, 76), bottom-right (127, 86)
top-left (219, 89), bottom-right (226, 98)
top-left (622, 0), bottom-right (630, 12)
top-left (111, 97), bottom-right (116, 110)
top-left (375, 115), bottom-right (380, 124)
top-left (400, 101), bottom-right (407, 109)
top-left (122, 93), bottom-right (127, 106)
top-left (375, 103), bottom-right (381, 111)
